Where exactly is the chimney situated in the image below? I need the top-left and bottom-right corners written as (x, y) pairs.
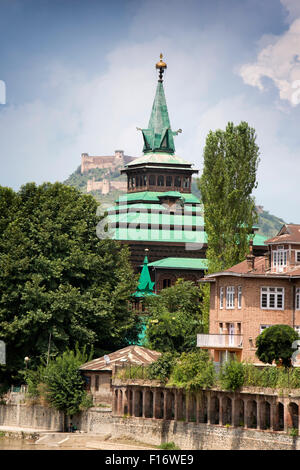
top-left (264, 252), bottom-right (270, 271)
top-left (246, 239), bottom-right (255, 271)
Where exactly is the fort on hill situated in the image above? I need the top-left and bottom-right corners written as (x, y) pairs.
top-left (81, 150), bottom-right (135, 174)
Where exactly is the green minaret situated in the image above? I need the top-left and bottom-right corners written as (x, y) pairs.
top-left (132, 250), bottom-right (156, 298)
top-left (140, 54), bottom-right (181, 155)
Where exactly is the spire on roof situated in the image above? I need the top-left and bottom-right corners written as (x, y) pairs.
top-left (132, 249), bottom-right (156, 298)
top-left (138, 54), bottom-right (182, 155)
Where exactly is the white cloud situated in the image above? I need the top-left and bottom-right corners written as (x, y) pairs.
top-left (239, 10), bottom-right (300, 106)
top-left (281, 0), bottom-right (300, 23)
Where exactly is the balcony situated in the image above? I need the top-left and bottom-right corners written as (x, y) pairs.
top-left (197, 334), bottom-right (243, 350)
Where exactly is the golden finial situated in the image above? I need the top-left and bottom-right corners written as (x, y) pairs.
top-left (156, 53), bottom-right (167, 82)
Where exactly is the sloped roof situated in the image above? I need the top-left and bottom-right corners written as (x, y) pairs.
top-left (266, 224), bottom-right (300, 244)
top-left (79, 345), bottom-right (161, 371)
top-left (125, 152), bottom-right (192, 168)
top-left (204, 256), bottom-right (300, 280)
top-left (148, 257), bottom-right (208, 270)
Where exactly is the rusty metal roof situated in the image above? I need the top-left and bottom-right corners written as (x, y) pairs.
top-left (79, 345), bottom-right (161, 371)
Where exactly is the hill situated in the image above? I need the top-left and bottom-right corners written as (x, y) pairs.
top-left (64, 168), bottom-right (285, 238)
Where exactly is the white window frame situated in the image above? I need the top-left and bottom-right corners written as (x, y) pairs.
top-left (273, 246), bottom-right (287, 270)
top-left (296, 251), bottom-right (300, 263)
top-left (261, 287), bottom-right (284, 310)
top-left (238, 286), bottom-right (242, 309)
top-left (226, 286), bottom-right (235, 309)
top-left (260, 324), bottom-right (271, 334)
top-left (296, 288), bottom-right (300, 311)
top-left (220, 287), bottom-right (224, 309)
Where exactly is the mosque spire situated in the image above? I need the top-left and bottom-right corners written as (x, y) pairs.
top-left (138, 54), bottom-right (182, 155)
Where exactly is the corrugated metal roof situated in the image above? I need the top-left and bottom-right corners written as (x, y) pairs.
top-left (125, 152), bottom-right (192, 167)
top-left (79, 345), bottom-right (161, 371)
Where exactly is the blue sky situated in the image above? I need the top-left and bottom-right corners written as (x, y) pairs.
top-left (0, 0), bottom-right (299, 222)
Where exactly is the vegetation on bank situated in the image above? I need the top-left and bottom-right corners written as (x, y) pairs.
top-left (115, 349), bottom-right (300, 392)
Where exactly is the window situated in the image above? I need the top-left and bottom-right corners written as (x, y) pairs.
top-left (296, 251), bottom-right (300, 263)
top-left (296, 288), bottom-right (300, 310)
top-left (261, 287), bottom-right (284, 310)
top-left (166, 175), bottom-right (172, 187)
top-left (273, 247), bottom-right (287, 269)
top-left (226, 286), bottom-right (235, 309)
top-left (238, 286), bottom-right (242, 309)
top-left (220, 287), bottom-right (224, 309)
top-left (183, 177), bottom-right (190, 189)
top-left (149, 175), bottom-right (156, 186)
top-left (163, 279), bottom-right (171, 289)
top-left (157, 175), bottom-right (164, 186)
top-left (174, 176), bottom-right (181, 187)
top-left (260, 324), bottom-right (271, 334)
top-left (219, 323), bottom-right (223, 334)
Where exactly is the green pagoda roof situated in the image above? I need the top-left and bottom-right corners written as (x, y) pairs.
top-left (125, 152), bottom-right (191, 168)
top-left (132, 254), bottom-right (156, 298)
top-left (148, 258), bottom-right (208, 270)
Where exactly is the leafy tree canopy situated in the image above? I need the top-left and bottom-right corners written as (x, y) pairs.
top-left (25, 345), bottom-right (93, 415)
top-left (255, 324), bottom-right (299, 368)
top-left (144, 279), bottom-right (205, 354)
top-left (199, 121), bottom-right (260, 273)
top-left (0, 182), bottom-right (140, 384)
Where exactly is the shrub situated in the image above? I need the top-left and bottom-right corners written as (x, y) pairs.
top-left (147, 352), bottom-right (178, 383)
top-left (220, 360), bottom-right (245, 391)
top-left (158, 442), bottom-right (180, 450)
top-left (169, 350), bottom-right (216, 390)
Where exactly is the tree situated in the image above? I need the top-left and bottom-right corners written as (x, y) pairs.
top-left (144, 279), bottom-right (204, 353)
top-left (43, 347), bottom-right (93, 416)
top-left (199, 121), bottom-right (260, 273)
top-left (255, 325), bottom-right (299, 368)
top-left (0, 182), bottom-right (140, 384)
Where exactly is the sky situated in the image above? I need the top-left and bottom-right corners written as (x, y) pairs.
top-left (0, 0), bottom-right (299, 222)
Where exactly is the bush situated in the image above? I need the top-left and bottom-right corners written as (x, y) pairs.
top-left (220, 360), bottom-right (245, 391)
top-left (158, 442), bottom-right (180, 450)
top-left (147, 352), bottom-right (178, 383)
top-left (169, 350), bottom-right (216, 390)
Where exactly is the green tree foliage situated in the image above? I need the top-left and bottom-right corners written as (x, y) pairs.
top-left (199, 121), bottom-right (260, 273)
top-left (25, 346), bottom-right (93, 415)
top-left (255, 324), bottom-right (299, 367)
top-left (144, 279), bottom-right (204, 353)
top-left (220, 360), bottom-right (245, 391)
top-left (168, 349), bottom-right (216, 390)
top-left (147, 352), bottom-right (178, 383)
top-left (0, 182), bottom-right (140, 384)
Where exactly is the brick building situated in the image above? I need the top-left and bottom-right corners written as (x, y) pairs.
top-left (197, 224), bottom-right (300, 365)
